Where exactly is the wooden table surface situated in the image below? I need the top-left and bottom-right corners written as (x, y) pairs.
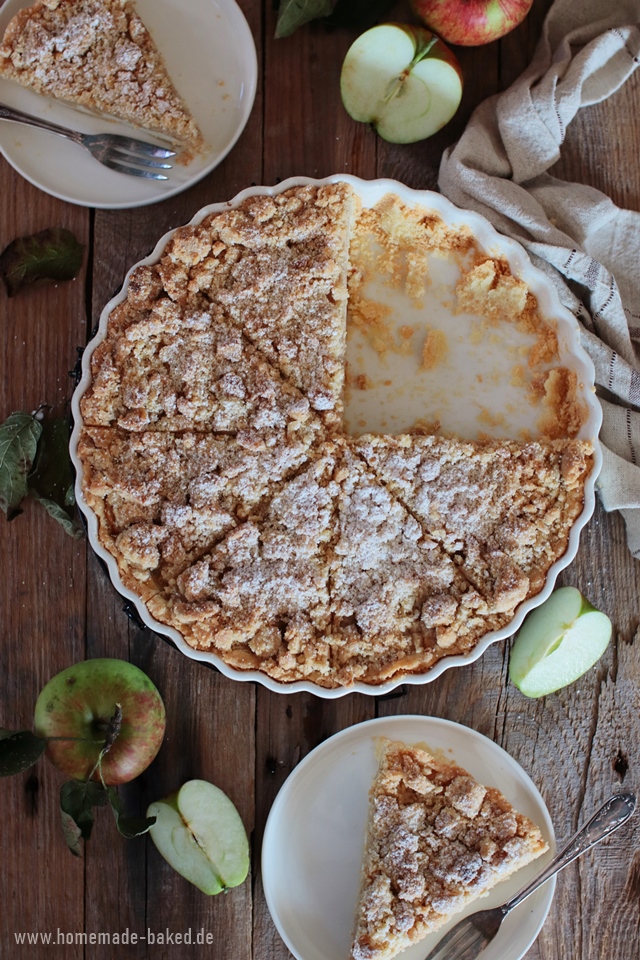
top-left (1, 1), bottom-right (639, 957)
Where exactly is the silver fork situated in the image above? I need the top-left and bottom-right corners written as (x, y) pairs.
top-left (0, 102), bottom-right (176, 179)
top-left (424, 793), bottom-right (636, 960)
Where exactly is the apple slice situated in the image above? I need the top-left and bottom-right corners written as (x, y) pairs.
top-left (147, 779), bottom-right (249, 894)
top-left (340, 23), bottom-right (463, 144)
top-left (509, 587), bottom-right (612, 698)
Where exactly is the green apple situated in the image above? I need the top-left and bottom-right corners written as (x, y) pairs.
top-left (340, 23), bottom-right (463, 144)
top-left (509, 587), bottom-right (612, 698)
top-left (148, 779), bottom-right (249, 894)
top-left (34, 659), bottom-right (165, 785)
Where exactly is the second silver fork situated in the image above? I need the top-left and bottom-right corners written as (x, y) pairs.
top-left (0, 102), bottom-right (176, 179)
top-left (424, 793), bottom-right (636, 960)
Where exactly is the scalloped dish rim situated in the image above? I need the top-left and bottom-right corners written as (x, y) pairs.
top-left (70, 174), bottom-right (603, 698)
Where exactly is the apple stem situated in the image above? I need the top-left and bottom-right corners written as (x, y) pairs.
top-left (102, 704), bottom-right (123, 755)
top-left (382, 35), bottom-right (439, 106)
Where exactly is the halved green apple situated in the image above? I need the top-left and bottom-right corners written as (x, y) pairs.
top-left (340, 23), bottom-right (463, 144)
top-left (509, 587), bottom-right (612, 698)
top-left (147, 779), bottom-right (249, 894)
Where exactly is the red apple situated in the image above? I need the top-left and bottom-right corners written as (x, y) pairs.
top-left (411, 0), bottom-right (534, 46)
top-left (34, 659), bottom-right (165, 785)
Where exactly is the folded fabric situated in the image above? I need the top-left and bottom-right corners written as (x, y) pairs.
top-left (439, 0), bottom-right (640, 559)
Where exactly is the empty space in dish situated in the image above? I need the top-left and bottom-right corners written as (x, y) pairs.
top-left (341, 180), bottom-right (593, 444)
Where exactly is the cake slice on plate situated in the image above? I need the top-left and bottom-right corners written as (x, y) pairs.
top-left (0, 0), bottom-right (202, 152)
top-left (351, 738), bottom-right (548, 960)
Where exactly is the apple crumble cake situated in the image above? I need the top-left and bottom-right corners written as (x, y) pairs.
top-left (76, 181), bottom-right (595, 688)
top-left (0, 0), bottom-right (203, 152)
top-left (351, 739), bottom-right (548, 960)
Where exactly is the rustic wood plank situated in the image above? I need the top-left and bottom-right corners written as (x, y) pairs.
top-left (2, 1), bottom-right (640, 958)
top-left (262, 12), bottom-right (376, 183)
top-left (0, 156), bottom-right (89, 958)
top-left (81, 2), bottom-right (263, 954)
top-left (252, 8), bottom-right (381, 960)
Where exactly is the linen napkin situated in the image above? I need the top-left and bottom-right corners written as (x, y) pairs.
top-left (438, 0), bottom-right (640, 559)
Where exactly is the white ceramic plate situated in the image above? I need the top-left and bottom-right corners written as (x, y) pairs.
top-left (261, 715), bottom-right (556, 960)
top-left (0, 0), bottom-right (257, 208)
top-left (70, 174), bottom-right (602, 697)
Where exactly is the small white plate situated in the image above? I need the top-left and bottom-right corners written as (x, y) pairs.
top-left (0, 0), bottom-right (257, 208)
top-left (262, 715), bottom-right (555, 960)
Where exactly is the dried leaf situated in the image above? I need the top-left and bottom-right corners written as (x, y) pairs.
top-left (60, 810), bottom-right (84, 857)
top-left (0, 729), bottom-right (46, 777)
top-left (275, 0), bottom-right (335, 37)
top-left (59, 780), bottom-right (108, 854)
top-left (0, 412), bottom-right (41, 519)
top-left (0, 227), bottom-right (84, 297)
top-left (31, 492), bottom-right (84, 539)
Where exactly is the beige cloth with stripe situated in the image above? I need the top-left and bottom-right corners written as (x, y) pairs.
top-left (439, 0), bottom-right (640, 559)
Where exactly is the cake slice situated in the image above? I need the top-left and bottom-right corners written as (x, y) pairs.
top-left (351, 738), bottom-right (548, 960)
top-left (355, 434), bottom-right (593, 615)
top-left (326, 448), bottom-right (513, 687)
top-left (173, 181), bottom-right (356, 413)
top-left (77, 426), bottom-right (318, 594)
top-left (146, 443), bottom-right (343, 686)
top-left (80, 295), bottom-right (324, 447)
top-left (0, 0), bottom-right (202, 152)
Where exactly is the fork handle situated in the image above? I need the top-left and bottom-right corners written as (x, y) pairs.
top-left (503, 793), bottom-right (636, 915)
top-left (0, 102), bottom-right (84, 144)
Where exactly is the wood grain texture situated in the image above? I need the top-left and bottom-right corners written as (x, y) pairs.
top-left (1, 0), bottom-right (639, 957)
top-left (0, 157), bottom-right (89, 958)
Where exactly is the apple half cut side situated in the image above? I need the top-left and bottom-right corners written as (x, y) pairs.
top-left (148, 779), bottom-right (250, 895)
top-left (340, 24), bottom-right (463, 144)
top-left (509, 587), bottom-right (612, 698)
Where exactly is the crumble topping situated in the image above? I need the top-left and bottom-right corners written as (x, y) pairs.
top-left (160, 181), bottom-right (355, 412)
top-left (80, 299), bottom-right (323, 444)
top-left (78, 426), bottom-right (316, 591)
top-left (77, 182), bottom-right (594, 688)
top-left (351, 739), bottom-right (548, 960)
top-left (356, 434), bottom-right (593, 606)
top-left (0, 0), bottom-right (203, 150)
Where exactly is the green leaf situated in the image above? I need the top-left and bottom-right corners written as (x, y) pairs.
top-left (0, 227), bottom-right (84, 297)
top-left (30, 492), bottom-right (84, 539)
top-left (275, 0), bottom-right (335, 37)
top-left (0, 729), bottom-right (46, 776)
top-left (59, 780), bottom-right (109, 854)
top-left (324, 0), bottom-right (394, 28)
top-left (107, 786), bottom-right (156, 839)
top-left (0, 412), bottom-right (41, 519)
top-left (28, 417), bottom-right (83, 538)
